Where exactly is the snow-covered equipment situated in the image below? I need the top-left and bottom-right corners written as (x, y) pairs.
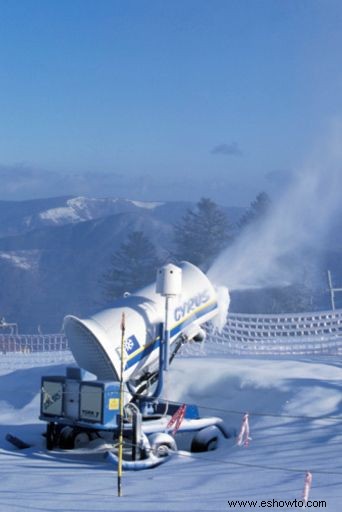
top-left (63, 261), bottom-right (215, 386)
top-left (39, 261), bottom-right (230, 466)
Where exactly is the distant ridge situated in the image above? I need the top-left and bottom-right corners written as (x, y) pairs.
top-left (0, 195), bottom-right (245, 331)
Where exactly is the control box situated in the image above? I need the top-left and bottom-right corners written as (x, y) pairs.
top-left (40, 375), bottom-right (121, 429)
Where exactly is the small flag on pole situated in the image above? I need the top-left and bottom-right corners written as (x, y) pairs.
top-left (121, 312), bottom-right (126, 332)
top-left (236, 413), bottom-right (251, 447)
top-left (167, 404), bottom-right (186, 435)
top-left (302, 471), bottom-right (312, 507)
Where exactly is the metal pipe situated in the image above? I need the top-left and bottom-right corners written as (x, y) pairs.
top-left (152, 324), bottom-right (164, 398)
top-left (117, 313), bottom-right (125, 497)
top-left (164, 296), bottom-right (171, 371)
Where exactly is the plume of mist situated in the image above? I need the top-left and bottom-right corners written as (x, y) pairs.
top-left (211, 285), bottom-right (230, 331)
top-left (208, 133), bottom-right (342, 291)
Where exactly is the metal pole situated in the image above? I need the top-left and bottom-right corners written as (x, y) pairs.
top-left (164, 296), bottom-right (170, 371)
top-left (327, 270), bottom-right (336, 311)
top-left (118, 312), bottom-right (125, 497)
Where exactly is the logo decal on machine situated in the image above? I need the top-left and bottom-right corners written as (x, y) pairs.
top-left (174, 290), bottom-right (211, 322)
top-left (124, 334), bottom-right (140, 355)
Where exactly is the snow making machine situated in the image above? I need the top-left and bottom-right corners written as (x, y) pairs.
top-left (40, 261), bottom-right (230, 466)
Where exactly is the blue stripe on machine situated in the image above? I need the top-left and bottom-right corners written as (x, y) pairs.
top-left (125, 301), bottom-right (217, 370)
top-left (170, 301), bottom-right (217, 338)
top-left (125, 337), bottom-right (161, 370)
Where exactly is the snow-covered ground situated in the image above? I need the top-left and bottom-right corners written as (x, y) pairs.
top-left (0, 351), bottom-right (341, 511)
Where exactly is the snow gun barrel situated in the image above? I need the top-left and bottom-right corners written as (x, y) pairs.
top-left (63, 262), bottom-right (219, 386)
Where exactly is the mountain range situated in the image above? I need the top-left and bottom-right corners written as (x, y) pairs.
top-left (0, 196), bottom-right (244, 332)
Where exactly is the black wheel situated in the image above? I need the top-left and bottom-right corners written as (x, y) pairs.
top-left (59, 426), bottom-right (76, 449)
top-left (59, 428), bottom-right (91, 449)
top-left (74, 431), bottom-right (90, 449)
top-left (191, 426), bottom-right (221, 453)
top-left (46, 422), bottom-right (60, 450)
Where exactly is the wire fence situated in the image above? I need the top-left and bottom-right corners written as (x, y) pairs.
top-left (1, 308), bottom-right (342, 371)
top-left (0, 334), bottom-right (74, 372)
top-left (203, 309), bottom-right (342, 356)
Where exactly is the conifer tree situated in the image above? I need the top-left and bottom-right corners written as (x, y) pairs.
top-left (173, 197), bottom-right (232, 270)
top-left (239, 192), bottom-right (271, 229)
top-left (103, 231), bottom-right (161, 300)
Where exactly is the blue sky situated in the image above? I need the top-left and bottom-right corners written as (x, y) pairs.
top-left (0, 0), bottom-right (341, 205)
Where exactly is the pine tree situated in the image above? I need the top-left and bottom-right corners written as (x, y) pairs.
top-left (103, 231), bottom-right (161, 300)
top-left (239, 192), bottom-right (271, 229)
top-left (173, 197), bottom-right (232, 270)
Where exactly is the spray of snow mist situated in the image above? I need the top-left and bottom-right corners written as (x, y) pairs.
top-left (208, 128), bottom-right (342, 291)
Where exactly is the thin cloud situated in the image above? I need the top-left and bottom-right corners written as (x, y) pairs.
top-left (0, 165), bottom-right (126, 200)
top-left (211, 142), bottom-right (243, 157)
top-left (0, 162), bottom-right (252, 204)
top-left (265, 169), bottom-right (294, 186)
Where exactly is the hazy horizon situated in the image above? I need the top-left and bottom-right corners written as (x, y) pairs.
top-left (0, 163), bottom-right (285, 207)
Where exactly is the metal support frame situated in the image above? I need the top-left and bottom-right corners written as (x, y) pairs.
top-left (327, 270), bottom-right (342, 311)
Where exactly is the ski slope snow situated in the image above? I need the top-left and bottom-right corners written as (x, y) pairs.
top-left (0, 352), bottom-right (341, 511)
